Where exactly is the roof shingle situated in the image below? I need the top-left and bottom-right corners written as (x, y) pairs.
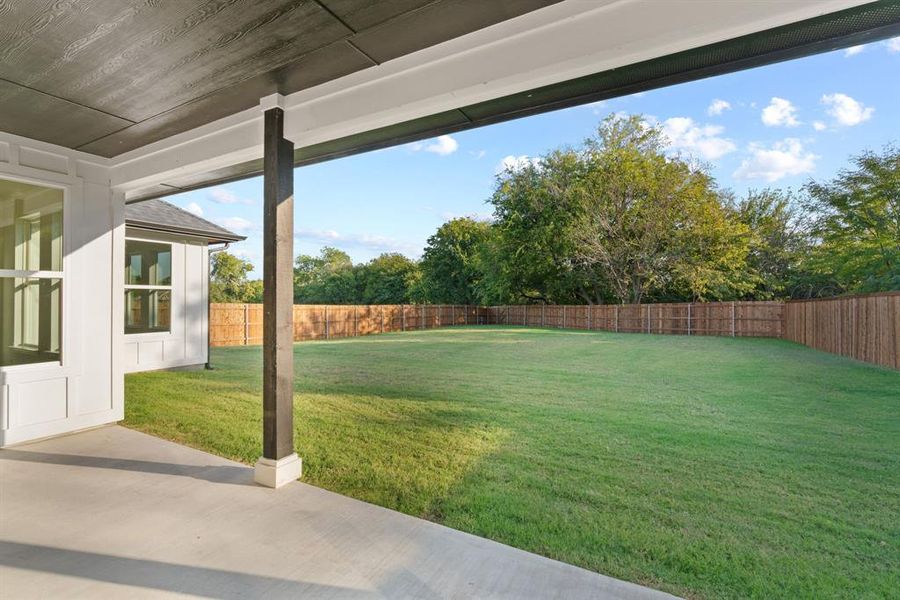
top-left (125, 199), bottom-right (245, 243)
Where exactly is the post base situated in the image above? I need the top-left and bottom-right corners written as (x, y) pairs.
top-left (254, 453), bottom-right (302, 488)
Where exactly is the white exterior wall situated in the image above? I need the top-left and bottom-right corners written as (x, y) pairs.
top-left (123, 228), bottom-right (209, 373)
top-left (0, 132), bottom-right (123, 447)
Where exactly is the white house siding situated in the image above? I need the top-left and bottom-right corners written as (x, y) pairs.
top-left (123, 228), bottom-right (210, 373)
top-left (0, 132), bottom-right (123, 447)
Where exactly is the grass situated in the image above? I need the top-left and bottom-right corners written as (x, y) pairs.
top-left (125, 327), bottom-right (900, 599)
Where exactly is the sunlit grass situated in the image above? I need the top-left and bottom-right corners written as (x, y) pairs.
top-left (125, 327), bottom-right (900, 599)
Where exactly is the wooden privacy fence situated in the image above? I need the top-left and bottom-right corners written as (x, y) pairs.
top-left (210, 304), bottom-right (488, 346)
top-left (783, 292), bottom-right (898, 370)
top-left (482, 301), bottom-right (784, 337)
top-left (211, 293), bottom-right (898, 369)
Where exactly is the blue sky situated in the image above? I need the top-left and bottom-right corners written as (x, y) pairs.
top-left (168, 37), bottom-right (900, 274)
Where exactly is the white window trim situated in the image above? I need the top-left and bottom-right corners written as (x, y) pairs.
top-left (124, 237), bottom-right (173, 336)
top-left (0, 174), bottom-right (69, 373)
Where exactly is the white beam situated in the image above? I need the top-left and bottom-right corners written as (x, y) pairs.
top-left (110, 0), bottom-right (871, 197)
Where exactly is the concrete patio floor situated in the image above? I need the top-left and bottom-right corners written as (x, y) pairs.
top-left (0, 426), bottom-right (677, 599)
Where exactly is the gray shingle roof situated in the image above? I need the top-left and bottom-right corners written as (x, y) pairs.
top-left (125, 199), bottom-right (246, 243)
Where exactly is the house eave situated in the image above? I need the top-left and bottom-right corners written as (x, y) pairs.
top-left (125, 221), bottom-right (247, 244)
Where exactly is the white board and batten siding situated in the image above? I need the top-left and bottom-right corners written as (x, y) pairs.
top-left (0, 131), bottom-right (124, 447)
top-left (122, 228), bottom-right (210, 373)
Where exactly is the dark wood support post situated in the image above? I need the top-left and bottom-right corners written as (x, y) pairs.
top-left (254, 105), bottom-right (302, 488)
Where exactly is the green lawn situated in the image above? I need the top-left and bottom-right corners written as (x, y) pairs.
top-left (125, 327), bottom-right (899, 599)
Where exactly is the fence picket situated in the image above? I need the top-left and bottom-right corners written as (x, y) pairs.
top-left (210, 293), bottom-right (898, 369)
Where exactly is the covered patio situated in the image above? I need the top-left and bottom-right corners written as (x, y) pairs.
top-left (2, 0), bottom-right (899, 597)
top-left (0, 425), bottom-right (674, 599)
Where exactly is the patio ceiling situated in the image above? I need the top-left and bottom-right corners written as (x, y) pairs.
top-left (146, 0), bottom-right (900, 199)
top-left (0, 0), bottom-right (560, 156)
top-left (1, 1), bottom-right (897, 201)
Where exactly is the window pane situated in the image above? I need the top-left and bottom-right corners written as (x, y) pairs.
top-left (125, 240), bottom-right (171, 286)
top-left (125, 289), bottom-right (171, 334)
top-left (0, 277), bottom-right (62, 366)
top-left (0, 179), bottom-right (64, 272)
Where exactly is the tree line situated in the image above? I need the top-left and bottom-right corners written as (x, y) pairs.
top-left (211, 115), bottom-right (898, 305)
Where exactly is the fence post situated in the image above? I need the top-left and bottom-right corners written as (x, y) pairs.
top-left (422, 304), bottom-right (426, 330)
top-left (687, 303), bottom-right (692, 336)
top-left (541, 303), bottom-right (545, 327)
top-left (523, 305), bottom-right (527, 327)
top-left (731, 301), bottom-right (736, 337)
top-left (615, 305), bottom-right (619, 332)
top-left (588, 305), bottom-right (592, 330)
top-left (381, 306), bottom-right (384, 334)
top-left (646, 305), bottom-right (650, 334)
top-left (402, 305), bottom-right (406, 331)
top-left (354, 305), bottom-right (358, 337)
top-left (506, 305), bottom-right (510, 325)
top-left (324, 306), bottom-right (329, 339)
top-left (243, 304), bottom-right (249, 345)
top-left (563, 305), bottom-right (566, 328)
top-left (452, 305), bottom-right (456, 326)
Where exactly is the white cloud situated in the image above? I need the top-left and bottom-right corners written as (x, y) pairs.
top-left (470, 149), bottom-right (487, 159)
top-left (761, 97), bottom-right (800, 127)
top-left (843, 45), bottom-right (865, 57)
top-left (733, 138), bottom-right (818, 182)
top-left (660, 117), bottom-right (736, 161)
top-left (183, 202), bottom-right (203, 217)
top-left (216, 216), bottom-right (255, 232)
top-left (411, 135), bottom-right (459, 156)
top-left (886, 37), bottom-right (900, 53)
top-left (812, 121), bottom-right (827, 131)
top-left (295, 228), bottom-right (418, 255)
top-left (208, 187), bottom-right (255, 205)
top-left (496, 155), bottom-right (541, 174)
top-left (821, 93), bottom-right (873, 126)
top-left (707, 99), bottom-right (732, 116)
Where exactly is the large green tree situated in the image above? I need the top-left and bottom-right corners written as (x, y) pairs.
top-left (573, 116), bottom-right (750, 303)
top-left (733, 189), bottom-right (813, 299)
top-left (357, 253), bottom-right (420, 304)
top-left (416, 217), bottom-right (492, 304)
top-left (293, 247), bottom-right (359, 303)
top-left (485, 151), bottom-right (593, 304)
top-left (803, 145), bottom-right (900, 294)
top-left (210, 251), bottom-right (256, 302)
top-left (488, 115), bottom-right (751, 304)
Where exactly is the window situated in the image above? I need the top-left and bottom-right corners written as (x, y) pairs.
top-left (125, 239), bottom-right (172, 334)
top-left (0, 178), bottom-right (64, 367)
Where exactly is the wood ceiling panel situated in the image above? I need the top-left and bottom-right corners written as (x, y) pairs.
top-left (0, 0), bottom-right (561, 155)
top-left (0, 0), bottom-right (350, 123)
top-left (79, 41), bottom-right (374, 157)
top-left (349, 0), bottom-right (563, 64)
top-left (0, 0), bottom-right (209, 120)
top-left (318, 0), bottom-right (437, 32)
top-left (0, 80), bottom-right (132, 150)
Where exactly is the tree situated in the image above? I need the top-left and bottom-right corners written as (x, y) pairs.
top-left (293, 247), bottom-right (359, 303)
top-left (733, 189), bottom-right (811, 299)
top-left (416, 218), bottom-right (492, 304)
top-left (210, 251), bottom-right (255, 302)
top-left (243, 279), bottom-right (264, 303)
top-left (488, 115), bottom-right (751, 304)
top-left (357, 253), bottom-right (420, 304)
top-left (486, 151), bottom-right (597, 304)
top-left (803, 146), bottom-right (900, 294)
